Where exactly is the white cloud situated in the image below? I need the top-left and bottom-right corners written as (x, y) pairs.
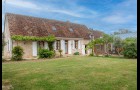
top-left (101, 0), bottom-right (136, 24)
top-left (102, 15), bottom-right (134, 24)
top-left (5, 0), bottom-right (98, 18)
top-left (48, 9), bottom-right (82, 17)
top-left (6, 0), bottom-right (41, 10)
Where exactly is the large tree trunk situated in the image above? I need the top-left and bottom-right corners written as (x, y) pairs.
top-left (106, 44), bottom-right (108, 53)
top-left (104, 44), bottom-right (106, 54)
top-left (116, 48), bottom-right (121, 56)
top-left (105, 43), bottom-right (109, 55)
top-left (92, 48), bottom-right (94, 55)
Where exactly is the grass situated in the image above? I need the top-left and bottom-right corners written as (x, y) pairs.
top-left (2, 56), bottom-right (137, 90)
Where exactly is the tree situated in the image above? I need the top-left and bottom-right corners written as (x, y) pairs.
top-left (86, 40), bottom-right (95, 56)
top-left (123, 37), bottom-right (137, 45)
top-left (94, 38), bottom-right (104, 56)
top-left (86, 36), bottom-right (105, 56)
top-left (113, 29), bottom-right (133, 35)
top-left (87, 34), bottom-right (113, 56)
top-left (113, 37), bottom-right (123, 55)
top-left (101, 34), bottom-right (113, 55)
top-left (122, 37), bottom-right (137, 58)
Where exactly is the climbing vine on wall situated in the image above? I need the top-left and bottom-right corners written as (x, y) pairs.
top-left (11, 35), bottom-right (56, 42)
top-left (11, 35), bottom-right (56, 51)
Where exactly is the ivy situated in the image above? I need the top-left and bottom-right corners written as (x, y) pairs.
top-left (11, 35), bottom-right (56, 42)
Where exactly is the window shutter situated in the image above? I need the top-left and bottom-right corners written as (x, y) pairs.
top-left (60, 40), bottom-right (65, 54)
top-left (32, 42), bottom-right (37, 56)
top-left (73, 40), bottom-right (75, 49)
top-left (44, 42), bottom-right (49, 49)
top-left (78, 40), bottom-right (81, 49)
top-left (68, 40), bottom-right (72, 54)
top-left (53, 41), bottom-right (56, 50)
top-left (82, 45), bottom-right (85, 55)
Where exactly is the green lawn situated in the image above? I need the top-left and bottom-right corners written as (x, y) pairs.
top-left (2, 56), bottom-right (137, 90)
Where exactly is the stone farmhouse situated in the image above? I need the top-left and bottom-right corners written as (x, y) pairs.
top-left (4, 13), bottom-right (104, 59)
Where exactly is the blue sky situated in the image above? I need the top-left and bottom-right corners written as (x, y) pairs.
top-left (2, 0), bottom-right (137, 34)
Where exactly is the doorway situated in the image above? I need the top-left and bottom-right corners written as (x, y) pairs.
top-left (65, 40), bottom-right (68, 54)
top-left (85, 45), bottom-right (87, 54)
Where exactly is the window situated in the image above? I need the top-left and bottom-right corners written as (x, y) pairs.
top-left (56, 40), bottom-right (61, 50)
top-left (52, 26), bottom-right (56, 31)
top-left (69, 28), bottom-right (74, 32)
top-left (7, 40), bottom-right (9, 51)
top-left (89, 34), bottom-right (94, 40)
top-left (75, 40), bottom-right (78, 49)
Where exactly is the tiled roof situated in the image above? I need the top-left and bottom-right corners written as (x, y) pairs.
top-left (89, 30), bottom-right (103, 39)
top-left (6, 13), bottom-right (103, 39)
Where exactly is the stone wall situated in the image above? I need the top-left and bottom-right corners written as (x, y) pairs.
top-left (12, 41), bottom-right (35, 59)
top-left (3, 17), bottom-right (12, 59)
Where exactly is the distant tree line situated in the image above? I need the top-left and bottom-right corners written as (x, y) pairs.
top-left (113, 29), bottom-right (133, 35)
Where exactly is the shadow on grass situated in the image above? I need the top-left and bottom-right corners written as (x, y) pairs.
top-left (88, 55), bottom-right (137, 60)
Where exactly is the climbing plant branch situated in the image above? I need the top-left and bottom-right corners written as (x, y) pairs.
top-left (11, 35), bottom-right (56, 42)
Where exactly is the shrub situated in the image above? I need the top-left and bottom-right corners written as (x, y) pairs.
top-left (104, 54), bottom-right (110, 57)
top-left (89, 53), bottom-right (94, 56)
top-left (122, 37), bottom-right (137, 58)
top-left (74, 52), bottom-right (79, 55)
top-left (38, 49), bottom-right (55, 58)
top-left (12, 46), bottom-right (24, 61)
top-left (123, 43), bottom-right (137, 58)
top-left (2, 58), bottom-right (6, 62)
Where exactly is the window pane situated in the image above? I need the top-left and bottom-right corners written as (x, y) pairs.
top-left (56, 40), bottom-right (60, 50)
top-left (52, 26), bottom-right (56, 31)
top-left (69, 28), bottom-right (74, 32)
top-left (75, 40), bottom-right (78, 49)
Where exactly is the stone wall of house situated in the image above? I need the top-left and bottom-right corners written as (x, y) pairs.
top-left (12, 41), bottom-right (35, 59)
top-left (54, 40), bottom-right (83, 56)
top-left (54, 39), bottom-right (89, 56)
top-left (3, 17), bottom-right (12, 59)
top-left (4, 30), bottom-right (92, 59)
top-left (82, 40), bottom-right (90, 45)
top-left (82, 39), bottom-right (91, 55)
